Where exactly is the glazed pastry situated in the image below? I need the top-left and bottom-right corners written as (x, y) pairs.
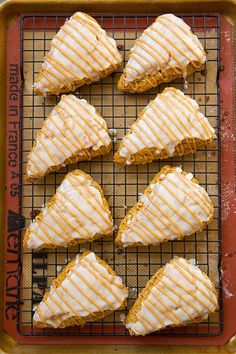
top-left (114, 88), bottom-right (215, 165)
top-left (125, 257), bottom-right (218, 336)
top-left (118, 14), bottom-right (206, 93)
top-left (116, 166), bottom-right (214, 248)
top-left (34, 12), bottom-right (122, 96)
top-left (26, 95), bottom-right (112, 181)
top-left (23, 170), bottom-right (113, 249)
top-left (33, 250), bottom-right (128, 328)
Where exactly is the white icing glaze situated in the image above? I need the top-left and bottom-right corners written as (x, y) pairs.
top-left (26, 171), bottom-right (113, 249)
top-left (118, 87), bottom-right (215, 164)
top-left (34, 12), bottom-right (122, 95)
top-left (126, 257), bottom-right (218, 335)
top-left (26, 95), bottom-right (111, 178)
top-left (120, 167), bottom-right (213, 247)
top-left (33, 251), bottom-right (128, 328)
top-left (123, 14), bottom-right (206, 85)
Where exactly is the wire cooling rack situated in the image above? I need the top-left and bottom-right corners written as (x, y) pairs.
top-left (18, 13), bottom-right (222, 336)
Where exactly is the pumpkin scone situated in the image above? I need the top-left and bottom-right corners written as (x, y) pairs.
top-left (33, 250), bottom-right (128, 328)
top-left (114, 87), bottom-right (215, 166)
top-left (23, 170), bottom-right (113, 250)
top-left (116, 166), bottom-right (214, 248)
top-left (125, 257), bottom-right (218, 336)
top-left (34, 12), bottom-right (122, 96)
top-left (26, 95), bottom-right (112, 182)
top-left (117, 13), bottom-right (206, 93)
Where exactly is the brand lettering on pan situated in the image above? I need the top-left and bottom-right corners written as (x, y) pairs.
top-left (5, 63), bottom-right (22, 322)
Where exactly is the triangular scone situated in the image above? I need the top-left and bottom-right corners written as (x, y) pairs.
top-left (118, 13), bottom-right (206, 93)
top-left (114, 88), bottom-right (215, 165)
top-left (34, 12), bottom-right (122, 96)
top-left (33, 250), bottom-right (128, 328)
top-left (26, 95), bottom-right (112, 181)
top-left (23, 170), bottom-right (113, 249)
top-left (125, 257), bottom-right (218, 336)
top-left (116, 166), bottom-right (214, 248)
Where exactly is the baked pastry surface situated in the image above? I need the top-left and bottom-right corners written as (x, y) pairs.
top-left (116, 166), bottom-right (214, 248)
top-left (23, 170), bottom-right (113, 249)
top-left (114, 87), bottom-right (215, 165)
top-left (125, 257), bottom-right (218, 336)
top-left (33, 250), bottom-right (128, 328)
top-left (26, 94), bottom-right (112, 181)
top-left (117, 13), bottom-right (206, 93)
top-left (34, 12), bottom-right (122, 96)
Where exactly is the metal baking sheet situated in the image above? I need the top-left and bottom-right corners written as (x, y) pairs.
top-left (1, 2), bottom-right (236, 349)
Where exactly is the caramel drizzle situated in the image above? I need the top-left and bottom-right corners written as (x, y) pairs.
top-left (151, 185), bottom-right (197, 229)
top-left (47, 54), bottom-right (83, 82)
top-left (84, 257), bottom-right (124, 289)
top-left (52, 202), bottom-right (91, 240)
top-left (37, 135), bottom-right (60, 166)
top-left (159, 276), bottom-right (203, 317)
top-left (60, 280), bottom-right (99, 317)
top-left (55, 106), bottom-right (90, 160)
top-left (150, 22), bottom-right (198, 70)
top-left (66, 272), bottom-right (103, 312)
top-left (175, 259), bottom-right (217, 306)
top-left (45, 115), bottom-right (76, 157)
top-left (162, 269), bottom-right (213, 312)
top-left (62, 96), bottom-right (108, 147)
top-left (39, 69), bottom-right (60, 92)
top-left (137, 299), bottom-right (166, 334)
top-left (133, 205), bottom-right (168, 242)
top-left (41, 60), bottom-right (67, 92)
top-left (150, 290), bottom-right (183, 325)
top-left (68, 175), bottom-right (112, 227)
top-left (166, 93), bottom-right (207, 139)
top-left (57, 187), bottom-right (108, 234)
top-left (135, 37), bottom-right (180, 77)
top-left (65, 21), bottom-right (113, 70)
top-left (149, 102), bottom-right (185, 154)
top-left (160, 94), bottom-right (197, 153)
top-left (71, 268), bottom-right (117, 310)
top-left (178, 172), bottom-right (213, 209)
top-left (68, 95), bottom-right (107, 132)
top-left (121, 108), bottom-right (174, 158)
top-left (169, 177), bottom-right (211, 216)
top-left (51, 41), bottom-right (95, 79)
top-left (154, 281), bottom-right (196, 321)
top-left (57, 30), bottom-right (101, 76)
top-left (170, 90), bottom-right (213, 138)
top-left (143, 202), bottom-right (180, 239)
top-left (82, 261), bottom-right (124, 305)
top-left (133, 32), bottom-right (183, 79)
top-left (124, 222), bottom-right (157, 244)
top-left (163, 16), bottom-right (206, 56)
top-left (145, 27), bottom-right (186, 73)
top-left (158, 17), bottom-right (203, 64)
top-left (128, 215), bottom-right (163, 243)
top-left (30, 146), bottom-right (51, 173)
top-left (55, 189), bottom-right (95, 238)
top-left (160, 181), bottom-right (204, 225)
top-left (122, 182), bottom-right (185, 244)
top-left (74, 14), bottom-right (119, 63)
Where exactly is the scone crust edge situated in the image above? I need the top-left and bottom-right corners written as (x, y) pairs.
top-left (26, 109), bottom-right (112, 182)
top-left (115, 165), bottom-right (214, 248)
top-left (33, 250), bottom-right (127, 328)
top-left (34, 13), bottom-right (122, 96)
top-left (125, 258), bottom-right (218, 336)
top-left (23, 169), bottom-right (113, 250)
top-left (117, 61), bottom-right (203, 94)
top-left (114, 91), bottom-right (214, 165)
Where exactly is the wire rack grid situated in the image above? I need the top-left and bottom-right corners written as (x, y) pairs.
top-left (18, 13), bottom-right (222, 337)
